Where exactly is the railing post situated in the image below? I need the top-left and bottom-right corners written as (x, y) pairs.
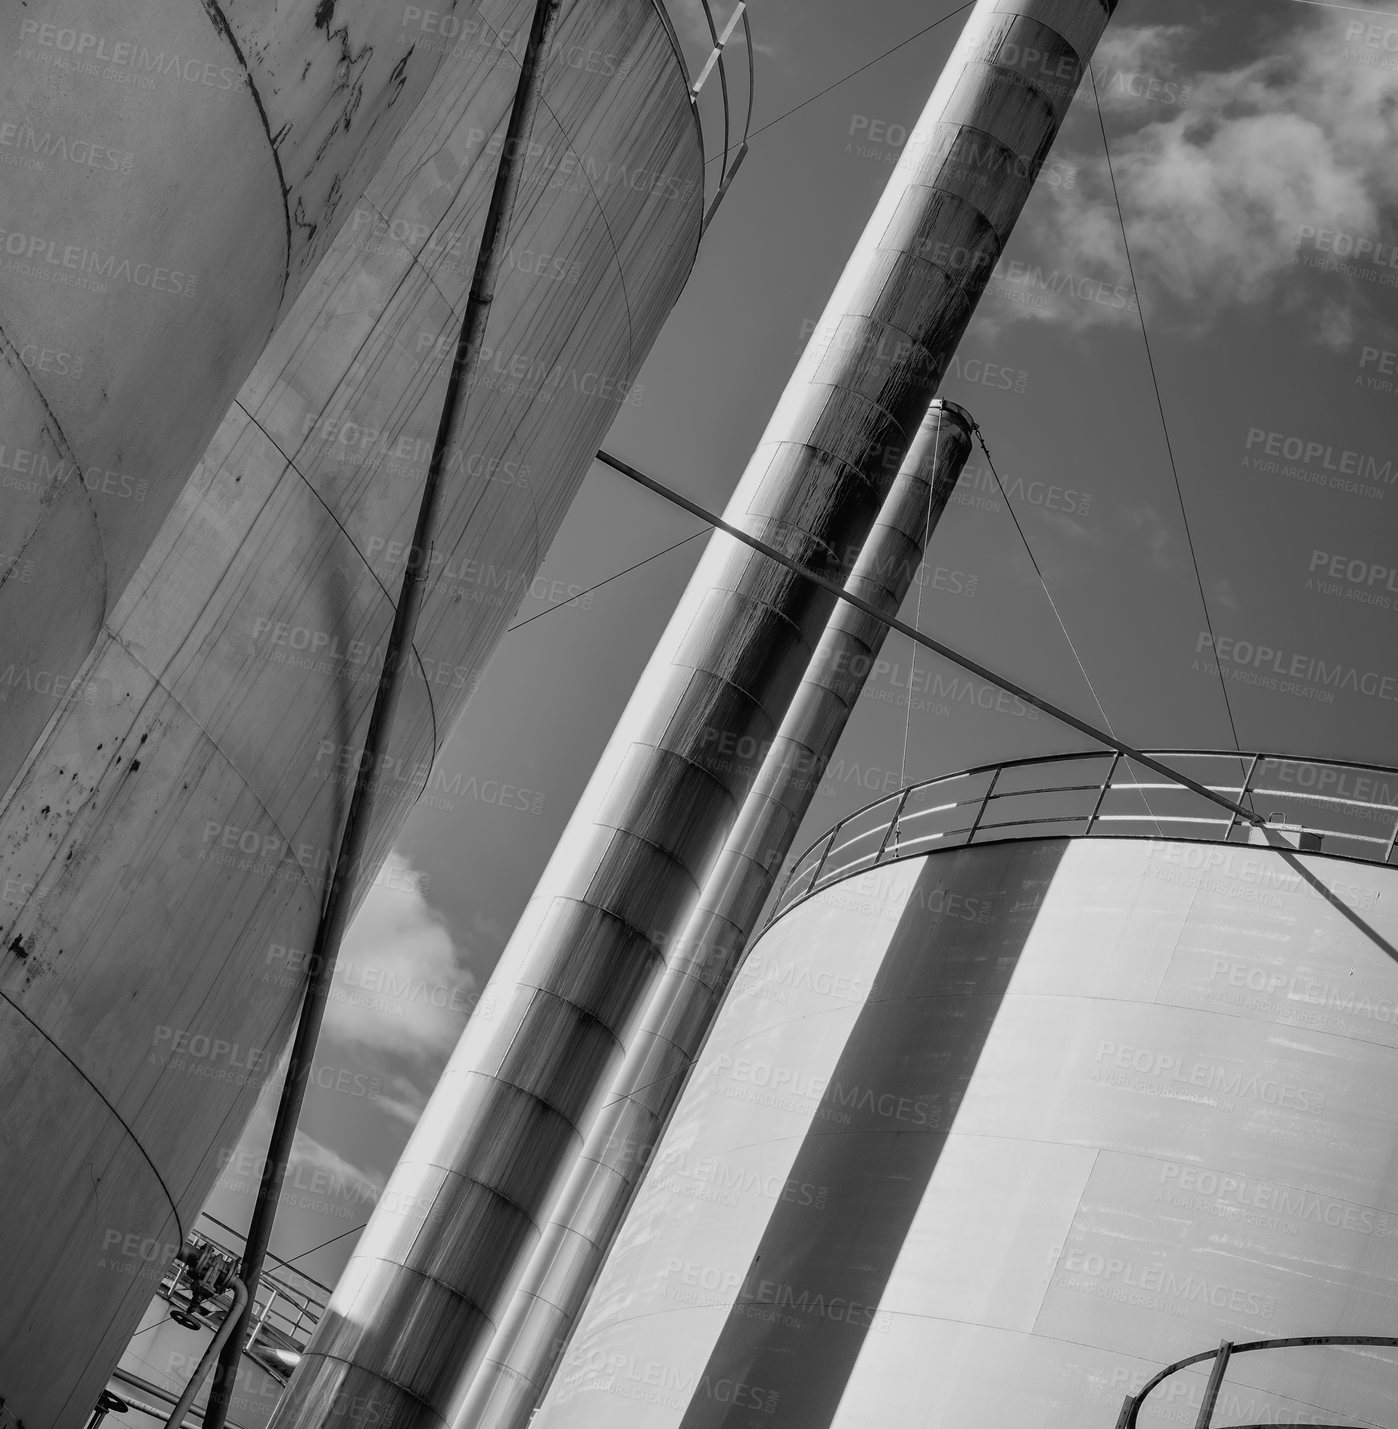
top-left (1085, 751), bottom-right (1120, 837)
top-left (1193, 1341), bottom-right (1232, 1429)
top-left (244, 1284), bottom-right (278, 1352)
top-left (875, 788), bottom-right (912, 863)
top-left (964, 768), bottom-right (1001, 843)
top-left (809, 824), bottom-right (839, 890)
top-left (1224, 755), bottom-right (1259, 842)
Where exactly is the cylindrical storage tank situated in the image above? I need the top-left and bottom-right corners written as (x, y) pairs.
top-left (0, 0), bottom-right (454, 790)
top-left (539, 752), bottom-right (1398, 1429)
top-left (304, 5), bottom-right (1119, 1425)
top-left (458, 401), bottom-right (977, 1429)
top-left (0, 4), bottom-right (703, 1425)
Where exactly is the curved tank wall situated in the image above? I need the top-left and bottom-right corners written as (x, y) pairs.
top-left (0, 0), bottom-right (462, 791)
top-left (536, 830), bottom-right (1398, 1428)
top-left (0, 4), bottom-right (702, 1425)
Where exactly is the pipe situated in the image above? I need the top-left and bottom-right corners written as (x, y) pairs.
top-left (287, 5), bottom-right (1117, 1428)
top-left (202, 4), bottom-right (565, 1428)
top-left (458, 399), bottom-right (975, 1429)
top-left (163, 1278), bottom-right (248, 1429)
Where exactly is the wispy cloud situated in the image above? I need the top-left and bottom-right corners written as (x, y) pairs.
top-left (324, 853), bottom-right (476, 1062)
top-left (1123, 504), bottom-right (1176, 570)
top-left (997, 13), bottom-right (1398, 341)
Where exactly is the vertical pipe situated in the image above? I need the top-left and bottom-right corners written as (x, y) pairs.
top-left (457, 399), bottom-right (974, 1429)
top-left (203, 4), bottom-right (565, 1428)
top-left (161, 1278), bottom-right (248, 1429)
top-left (280, 5), bottom-right (1117, 1428)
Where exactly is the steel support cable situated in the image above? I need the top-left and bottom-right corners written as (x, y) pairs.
top-left (1087, 65), bottom-right (1253, 813)
top-left (595, 449), bottom-right (1398, 967)
top-left (705, 1), bottom-right (975, 163)
top-left (900, 417), bottom-right (942, 789)
top-left (505, 529), bottom-right (706, 632)
top-left (974, 424), bottom-right (1166, 839)
top-left (200, 5), bottom-right (565, 1427)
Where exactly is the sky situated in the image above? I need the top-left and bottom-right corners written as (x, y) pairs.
top-left (205, 0), bottom-right (1398, 1295)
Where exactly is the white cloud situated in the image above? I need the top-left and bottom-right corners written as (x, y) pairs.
top-left (323, 853), bottom-right (477, 1061)
top-left (1123, 504), bottom-right (1176, 570)
top-left (288, 1129), bottom-right (384, 1202)
top-left (998, 13), bottom-right (1398, 341)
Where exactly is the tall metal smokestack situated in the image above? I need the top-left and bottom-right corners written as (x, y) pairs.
top-left (457, 399), bottom-right (975, 1429)
top-left (275, 4), bottom-right (1116, 1426)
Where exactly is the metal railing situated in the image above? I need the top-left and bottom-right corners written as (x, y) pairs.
top-left (1117, 1335), bottom-right (1398, 1429)
top-left (156, 1214), bottom-right (331, 1378)
top-left (771, 750), bottom-right (1398, 922)
top-left (655, 0), bottom-right (755, 226)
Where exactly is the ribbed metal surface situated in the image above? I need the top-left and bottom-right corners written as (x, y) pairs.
top-left (0, 5), bottom-right (701, 1424)
top-left (458, 401), bottom-right (975, 1429)
top-left (0, 0), bottom-right (455, 793)
top-left (541, 829), bottom-right (1398, 1428)
top-left (316, 3), bottom-right (1115, 1426)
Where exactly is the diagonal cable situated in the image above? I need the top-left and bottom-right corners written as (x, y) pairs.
top-left (974, 423), bottom-right (1164, 836)
top-left (1088, 66), bottom-right (1253, 814)
top-left (708, 2), bottom-right (975, 160)
top-left (900, 417), bottom-right (941, 788)
top-left (506, 530), bottom-right (706, 632)
top-left (595, 447), bottom-right (1398, 969)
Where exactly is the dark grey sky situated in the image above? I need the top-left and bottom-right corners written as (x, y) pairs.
top-left (207, 0), bottom-right (1398, 1290)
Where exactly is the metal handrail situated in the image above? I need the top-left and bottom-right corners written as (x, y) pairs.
top-left (683, 1), bottom-right (756, 227)
top-left (768, 750), bottom-right (1398, 925)
top-left (1116, 1335), bottom-right (1398, 1429)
